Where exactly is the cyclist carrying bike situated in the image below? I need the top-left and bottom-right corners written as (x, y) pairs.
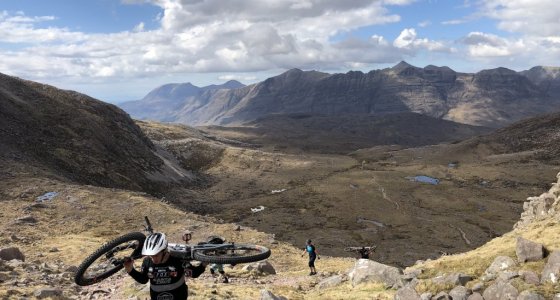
top-left (124, 232), bottom-right (206, 300)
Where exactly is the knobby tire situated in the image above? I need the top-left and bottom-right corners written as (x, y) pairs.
top-left (193, 244), bottom-right (271, 264)
top-left (74, 232), bottom-right (145, 286)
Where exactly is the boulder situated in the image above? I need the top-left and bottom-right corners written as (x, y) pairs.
top-left (348, 259), bottom-right (403, 288)
top-left (394, 285), bottom-right (421, 300)
top-left (260, 289), bottom-right (287, 300)
top-left (431, 273), bottom-right (473, 286)
top-left (243, 260), bottom-right (276, 275)
top-left (516, 237), bottom-right (544, 263)
top-left (482, 281), bottom-right (519, 300)
top-left (0, 247), bottom-right (25, 261)
top-left (517, 290), bottom-right (545, 300)
top-left (519, 270), bottom-right (540, 285)
top-left (485, 256), bottom-right (517, 276)
top-left (449, 285), bottom-right (471, 300)
top-left (541, 251), bottom-right (560, 284)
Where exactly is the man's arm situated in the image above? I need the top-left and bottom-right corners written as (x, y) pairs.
top-left (127, 258), bottom-right (149, 284)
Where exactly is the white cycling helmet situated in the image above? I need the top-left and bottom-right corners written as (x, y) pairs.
top-left (142, 232), bottom-right (168, 255)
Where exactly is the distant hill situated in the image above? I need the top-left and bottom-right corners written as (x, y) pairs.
top-left (0, 72), bottom-right (194, 193)
top-left (122, 62), bottom-right (560, 128)
top-left (201, 112), bottom-right (492, 154)
top-left (476, 110), bottom-right (560, 163)
top-left (119, 80), bottom-right (245, 121)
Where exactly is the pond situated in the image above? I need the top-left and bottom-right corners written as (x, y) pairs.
top-left (406, 175), bottom-right (440, 185)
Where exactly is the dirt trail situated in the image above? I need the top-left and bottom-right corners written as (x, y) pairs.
top-left (370, 176), bottom-right (400, 210)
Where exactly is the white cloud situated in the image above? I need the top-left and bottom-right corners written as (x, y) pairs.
top-left (0, 11), bottom-right (85, 43)
top-left (418, 20), bottom-right (431, 28)
top-left (133, 22), bottom-right (145, 32)
top-left (393, 28), bottom-right (451, 52)
top-left (479, 0), bottom-right (560, 36)
top-left (218, 74), bottom-right (258, 81)
top-left (460, 0), bottom-right (560, 65)
top-left (0, 1), bottom-right (425, 81)
top-left (441, 19), bottom-right (466, 25)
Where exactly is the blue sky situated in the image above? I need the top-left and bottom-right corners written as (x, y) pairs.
top-left (1, 0), bottom-right (559, 103)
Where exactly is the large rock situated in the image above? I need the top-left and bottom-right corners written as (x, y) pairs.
top-left (482, 281), bottom-right (519, 300)
top-left (431, 273), bottom-right (473, 286)
top-left (541, 251), bottom-right (560, 284)
top-left (348, 259), bottom-right (403, 288)
top-left (243, 260), bottom-right (276, 275)
top-left (394, 285), bottom-right (421, 300)
top-left (519, 270), bottom-right (540, 285)
top-left (0, 247), bottom-right (25, 262)
top-left (260, 289), bottom-right (287, 300)
top-left (516, 237), bottom-right (544, 263)
top-left (485, 256), bottom-right (517, 276)
top-left (449, 285), bottom-right (471, 300)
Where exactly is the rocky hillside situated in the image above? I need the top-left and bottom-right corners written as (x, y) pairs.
top-left (201, 112), bottom-right (491, 154)
top-left (123, 62), bottom-right (560, 128)
top-left (0, 72), bottom-right (194, 194)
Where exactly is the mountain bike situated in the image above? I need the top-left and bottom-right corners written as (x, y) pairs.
top-left (343, 245), bottom-right (377, 252)
top-left (74, 216), bottom-right (271, 286)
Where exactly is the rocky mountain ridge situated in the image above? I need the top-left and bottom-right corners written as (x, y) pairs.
top-left (120, 62), bottom-right (560, 128)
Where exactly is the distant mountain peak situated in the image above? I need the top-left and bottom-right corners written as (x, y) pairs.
top-left (478, 67), bottom-right (517, 75)
top-left (391, 61), bottom-right (415, 71)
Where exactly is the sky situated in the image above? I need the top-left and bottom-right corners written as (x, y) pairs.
top-left (1, 0), bottom-right (559, 103)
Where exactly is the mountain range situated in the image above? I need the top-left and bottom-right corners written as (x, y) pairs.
top-left (119, 62), bottom-right (560, 128)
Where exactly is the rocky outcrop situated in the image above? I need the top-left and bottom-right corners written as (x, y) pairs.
top-left (348, 259), bottom-right (403, 288)
top-left (515, 172), bottom-right (560, 228)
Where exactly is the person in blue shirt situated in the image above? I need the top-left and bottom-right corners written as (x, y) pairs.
top-left (301, 239), bottom-right (319, 275)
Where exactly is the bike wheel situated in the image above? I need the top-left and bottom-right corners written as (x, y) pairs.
top-left (74, 232), bottom-right (145, 286)
top-left (193, 244), bottom-right (271, 264)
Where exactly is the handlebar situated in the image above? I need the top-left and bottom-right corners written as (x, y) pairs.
top-left (144, 216), bottom-right (154, 234)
